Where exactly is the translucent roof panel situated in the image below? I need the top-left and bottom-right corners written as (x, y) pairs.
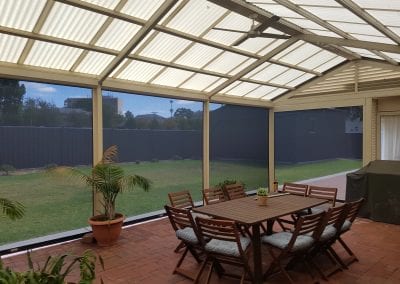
top-left (138, 32), bottom-right (192, 62)
top-left (298, 50), bottom-right (337, 70)
top-left (251, 3), bottom-right (304, 18)
top-left (261, 88), bottom-right (287, 100)
top-left (269, 69), bottom-right (305, 85)
top-left (180, 73), bottom-right (221, 91)
top-left (25, 41), bottom-right (83, 70)
top-left (366, 10), bottom-right (400, 27)
top-left (75, 52), bottom-right (115, 75)
top-left (258, 39), bottom-right (287, 56)
top-left (167, 0), bottom-right (227, 37)
top-left (291, 0), bottom-right (341, 6)
top-left (314, 56), bottom-right (346, 72)
top-left (81, 0), bottom-right (120, 9)
top-left (41, 2), bottom-right (108, 44)
top-left (345, 47), bottom-right (383, 59)
top-left (300, 6), bottom-right (364, 23)
top-left (213, 12), bottom-right (254, 34)
top-left (117, 60), bottom-right (164, 82)
top-left (352, 34), bottom-right (395, 44)
top-left (121, 0), bottom-right (164, 20)
top-left (236, 37), bottom-right (281, 54)
top-left (224, 82), bottom-right (259, 97)
top-left (285, 18), bottom-right (328, 31)
top-left (203, 29), bottom-right (243, 46)
top-left (353, 0), bottom-right (400, 9)
top-left (286, 73), bottom-right (315, 88)
top-left (204, 52), bottom-right (250, 74)
top-left (0, 0), bottom-right (46, 31)
top-left (95, 19), bottom-right (141, 51)
top-left (0, 34), bottom-right (28, 63)
top-left (273, 43), bottom-right (322, 65)
top-left (245, 85), bottom-right (277, 99)
top-left (204, 78), bottom-right (228, 92)
top-left (272, 40), bottom-right (305, 60)
top-left (220, 81), bottom-right (240, 94)
top-left (175, 43), bottom-right (223, 69)
top-left (382, 52), bottom-right (400, 62)
top-left (228, 58), bottom-right (257, 76)
top-left (152, 68), bottom-right (194, 87)
top-left (247, 64), bottom-right (288, 81)
top-left (245, 62), bottom-right (271, 78)
top-left (327, 22), bottom-right (385, 37)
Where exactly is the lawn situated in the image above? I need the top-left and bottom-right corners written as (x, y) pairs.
top-left (0, 158), bottom-right (361, 245)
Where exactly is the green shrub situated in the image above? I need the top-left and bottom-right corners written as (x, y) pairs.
top-left (0, 164), bottom-right (15, 176)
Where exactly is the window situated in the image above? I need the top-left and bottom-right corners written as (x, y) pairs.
top-left (102, 90), bottom-right (203, 215)
top-left (0, 79), bottom-right (92, 246)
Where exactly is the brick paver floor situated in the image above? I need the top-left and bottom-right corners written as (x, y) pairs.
top-left (2, 216), bottom-right (400, 284)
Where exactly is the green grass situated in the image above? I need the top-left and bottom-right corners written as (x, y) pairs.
top-left (0, 158), bottom-right (361, 245)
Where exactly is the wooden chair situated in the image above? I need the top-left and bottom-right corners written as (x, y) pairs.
top-left (224, 183), bottom-right (246, 200)
top-left (262, 211), bottom-right (326, 283)
top-left (194, 217), bottom-right (253, 284)
top-left (307, 185), bottom-right (338, 213)
top-left (282, 182), bottom-right (308, 196)
top-left (202, 187), bottom-right (226, 205)
top-left (168, 190), bottom-right (194, 209)
top-left (307, 203), bottom-right (348, 280)
top-left (328, 198), bottom-right (365, 269)
top-left (164, 205), bottom-right (203, 280)
top-left (276, 183), bottom-right (309, 231)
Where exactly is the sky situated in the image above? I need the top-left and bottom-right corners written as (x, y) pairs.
top-left (22, 81), bottom-right (220, 117)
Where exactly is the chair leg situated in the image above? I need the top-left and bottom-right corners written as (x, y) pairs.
top-left (174, 240), bottom-right (185, 253)
top-left (264, 248), bottom-right (295, 284)
top-left (328, 246), bottom-right (348, 269)
top-left (194, 257), bottom-right (210, 284)
top-left (338, 237), bottom-right (359, 266)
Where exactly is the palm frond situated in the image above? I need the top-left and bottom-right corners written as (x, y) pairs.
top-left (0, 198), bottom-right (24, 220)
top-left (101, 145), bottom-right (118, 164)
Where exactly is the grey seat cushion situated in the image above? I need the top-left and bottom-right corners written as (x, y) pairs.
top-left (191, 212), bottom-right (212, 220)
top-left (341, 220), bottom-right (352, 232)
top-left (205, 236), bottom-right (250, 257)
top-left (176, 227), bottom-right (198, 244)
top-left (320, 224), bottom-right (337, 242)
top-left (262, 232), bottom-right (314, 252)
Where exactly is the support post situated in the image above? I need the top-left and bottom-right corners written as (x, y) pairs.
top-left (92, 85), bottom-right (103, 216)
top-left (363, 98), bottom-right (373, 166)
top-left (268, 109), bottom-right (275, 191)
top-left (203, 101), bottom-right (210, 190)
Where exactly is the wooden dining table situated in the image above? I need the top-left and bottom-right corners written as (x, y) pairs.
top-left (193, 193), bottom-right (328, 284)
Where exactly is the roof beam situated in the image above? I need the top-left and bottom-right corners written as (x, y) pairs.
top-left (0, 26), bottom-right (117, 55)
top-left (18, 0), bottom-right (55, 64)
top-left (129, 55), bottom-right (293, 89)
top-left (294, 34), bottom-right (400, 54)
top-left (98, 0), bottom-right (179, 83)
top-left (335, 0), bottom-right (400, 45)
top-left (269, 59), bottom-right (322, 76)
top-left (56, 0), bottom-right (319, 74)
top-left (273, 0), bottom-right (395, 64)
top-left (208, 0), bottom-right (360, 60)
top-left (71, 0), bottom-right (129, 72)
top-left (208, 38), bottom-right (298, 98)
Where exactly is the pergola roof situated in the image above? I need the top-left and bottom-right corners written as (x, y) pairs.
top-left (0, 0), bottom-right (399, 106)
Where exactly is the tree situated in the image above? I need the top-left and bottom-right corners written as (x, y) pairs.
top-left (124, 111), bottom-right (136, 129)
top-left (0, 79), bottom-right (25, 125)
top-left (174, 107), bottom-right (194, 119)
top-left (22, 98), bottom-right (62, 126)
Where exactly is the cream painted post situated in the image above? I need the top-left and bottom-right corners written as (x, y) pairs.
top-left (363, 98), bottom-right (373, 166)
top-left (203, 101), bottom-right (210, 190)
top-left (268, 109), bottom-right (275, 192)
top-left (92, 85), bottom-right (103, 216)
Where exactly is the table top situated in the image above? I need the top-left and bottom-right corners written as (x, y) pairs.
top-left (193, 194), bottom-right (328, 225)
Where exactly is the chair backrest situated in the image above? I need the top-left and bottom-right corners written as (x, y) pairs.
top-left (308, 185), bottom-right (338, 206)
top-left (224, 183), bottom-right (246, 200)
top-left (164, 205), bottom-right (196, 232)
top-left (282, 182), bottom-right (308, 197)
top-left (202, 187), bottom-right (226, 205)
top-left (195, 217), bottom-right (245, 256)
top-left (325, 203), bottom-right (348, 229)
top-left (168, 190), bottom-right (194, 209)
top-left (345, 198), bottom-right (365, 223)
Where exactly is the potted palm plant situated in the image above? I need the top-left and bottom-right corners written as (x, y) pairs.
top-left (55, 145), bottom-right (151, 246)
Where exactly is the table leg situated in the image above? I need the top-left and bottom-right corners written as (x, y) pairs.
top-left (266, 219), bottom-right (275, 235)
top-left (251, 224), bottom-right (263, 284)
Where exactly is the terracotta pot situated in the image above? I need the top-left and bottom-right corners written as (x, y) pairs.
top-left (258, 195), bottom-right (268, 206)
top-left (88, 213), bottom-right (125, 246)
